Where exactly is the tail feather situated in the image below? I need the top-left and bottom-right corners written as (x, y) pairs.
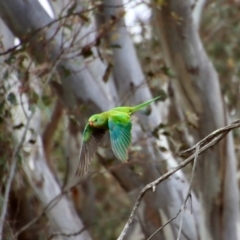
top-left (131, 96), bottom-right (160, 114)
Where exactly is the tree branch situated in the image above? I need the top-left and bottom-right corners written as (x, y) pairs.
top-left (0, 111), bottom-right (34, 240)
top-left (179, 118), bottom-right (240, 156)
top-left (117, 118), bottom-right (240, 240)
top-left (147, 144), bottom-right (200, 240)
top-left (176, 144), bottom-right (199, 240)
top-left (14, 191), bottom-right (64, 238)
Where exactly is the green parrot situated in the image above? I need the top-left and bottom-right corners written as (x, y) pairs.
top-left (76, 96), bottom-right (160, 176)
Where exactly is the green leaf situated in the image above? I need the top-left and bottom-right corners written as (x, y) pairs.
top-left (63, 23), bottom-right (72, 31)
top-left (147, 71), bottom-right (155, 77)
top-left (36, 97), bottom-right (51, 120)
top-left (61, 66), bottom-right (71, 77)
top-left (28, 139), bottom-right (36, 144)
top-left (67, 2), bottom-right (77, 15)
top-left (78, 13), bottom-right (90, 22)
top-left (3, 70), bottom-right (9, 80)
top-left (13, 123), bottom-right (24, 129)
top-left (158, 123), bottom-right (167, 128)
top-left (152, 129), bottom-right (159, 139)
top-left (4, 54), bottom-right (16, 65)
top-left (37, 98), bottom-right (44, 110)
top-left (17, 154), bottom-right (23, 164)
top-left (4, 109), bottom-right (11, 118)
top-left (0, 101), bottom-right (5, 113)
top-left (102, 63), bottom-right (112, 83)
top-left (30, 91), bottom-right (39, 104)
top-left (152, 122), bottom-right (168, 138)
top-left (159, 146), bottom-right (168, 152)
top-left (44, 107), bottom-right (51, 120)
top-left (42, 95), bottom-right (51, 106)
top-left (81, 47), bottom-right (93, 58)
top-left (111, 44), bottom-right (122, 49)
top-left (7, 92), bottom-right (17, 105)
top-left (162, 131), bottom-right (170, 136)
top-left (161, 65), bottom-right (175, 77)
top-left (29, 104), bottom-right (36, 113)
top-left (157, 89), bottom-right (168, 101)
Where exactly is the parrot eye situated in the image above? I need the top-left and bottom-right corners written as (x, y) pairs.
top-left (94, 119), bottom-right (97, 122)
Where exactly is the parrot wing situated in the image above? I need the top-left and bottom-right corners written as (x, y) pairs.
top-left (108, 113), bottom-right (132, 161)
top-left (76, 123), bottom-right (106, 176)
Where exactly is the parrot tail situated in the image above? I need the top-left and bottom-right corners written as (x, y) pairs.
top-left (131, 96), bottom-right (160, 113)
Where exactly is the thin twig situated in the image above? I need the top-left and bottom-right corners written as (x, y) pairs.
top-left (9, 118), bottom-right (240, 239)
top-left (14, 173), bottom-right (97, 237)
top-left (14, 193), bottom-right (64, 238)
top-left (0, 4), bottom-right (126, 57)
top-left (47, 226), bottom-right (88, 240)
top-left (179, 118), bottom-right (240, 156)
top-left (47, 209), bottom-right (130, 240)
top-left (0, 111), bottom-right (34, 240)
top-left (13, 165), bottom-right (129, 237)
top-left (147, 212), bottom-right (180, 240)
top-left (0, 7), bottom-right (98, 56)
top-left (147, 145), bottom-right (200, 240)
top-left (176, 144), bottom-right (199, 240)
top-left (117, 119), bottom-right (240, 240)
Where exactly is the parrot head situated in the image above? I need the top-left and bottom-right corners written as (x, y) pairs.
top-left (88, 114), bottom-right (106, 127)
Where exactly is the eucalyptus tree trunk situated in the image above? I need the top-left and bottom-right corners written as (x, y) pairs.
top-left (153, 1), bottom-right (240, 239)
top-left (0, 19), bottom-right (91, 240)
top-left (0, 0), bottom-right (203, 239)
top-left (100, 0), bottom-right (201, 239)
top-left (0, 0), bottom-right (116, 111)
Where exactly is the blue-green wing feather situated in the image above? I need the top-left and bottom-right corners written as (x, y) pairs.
top-left (76, 124), bottom-right (106, 176)
top-left (108, 113), bottom-right (132, 161)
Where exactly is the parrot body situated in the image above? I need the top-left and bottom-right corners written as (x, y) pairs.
top-left (76, 96), bottom-right (159, 176)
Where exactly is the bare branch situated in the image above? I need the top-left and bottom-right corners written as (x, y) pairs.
top-left (0, 6), bottom-right (97, 56)
top-left (0, 4), bottom-right (125, 58)
top-left (147, 144), bottom-right (200, 240)
top-left (147, 212), bottom-right (180, 240)
top-left (176, 144), bottom-right (199, 240)
top-left (14, 190), bottom-right (65, 238)
top-left (47, 226), bottom-right (88, 240)
top-left (117, 118), bottom-right (240, 240)
top-left (0, 111), bottom-right (34, 240)
top-left (179, 118), bottom-right (240, 156)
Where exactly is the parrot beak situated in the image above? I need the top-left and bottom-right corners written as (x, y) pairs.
top-left (89, 121), bottom-right (93, 127)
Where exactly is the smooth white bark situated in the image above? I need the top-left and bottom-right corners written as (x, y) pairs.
top-left (192, 0), bottom-right (207, 30)
top-left (0, 0), bottom-right (116, 111)
top-left (0, 19), bottom-right (91, 240)
top-left (153, 0), bottom-right (240, 239)
top-left (102, 1), bottom-right (200, 239)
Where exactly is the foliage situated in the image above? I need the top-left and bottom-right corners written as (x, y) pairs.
top-left (0, 0), bottom-right (240, 239)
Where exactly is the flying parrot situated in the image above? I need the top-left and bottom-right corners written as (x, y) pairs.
top-left (76, 96), bottom-right (160, 176)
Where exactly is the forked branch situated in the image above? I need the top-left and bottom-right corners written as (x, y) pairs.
top-left (117, 118), bottom-right (240, 240)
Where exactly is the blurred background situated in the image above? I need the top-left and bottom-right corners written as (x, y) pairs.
top-left (0, 0), bottom-right (240, 239)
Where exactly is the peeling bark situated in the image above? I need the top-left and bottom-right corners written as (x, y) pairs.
top-left (153, 1), bottom-right (240, 239)
top-left (101, 0), bottom-right (200, 239)
top-left (0, 18), bottom-right (92, 240)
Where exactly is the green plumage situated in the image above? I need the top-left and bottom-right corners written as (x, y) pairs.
top-left (76, 96), bottom-right (159, 176)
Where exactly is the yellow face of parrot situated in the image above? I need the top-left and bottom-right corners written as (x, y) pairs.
top-left (88, 114), bottom-right (106, 127)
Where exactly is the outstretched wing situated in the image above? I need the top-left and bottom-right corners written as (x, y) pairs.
top-left (76, 124), bottom-right (106, 176)
top-left (108, 113), bottom-right (132, 161)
